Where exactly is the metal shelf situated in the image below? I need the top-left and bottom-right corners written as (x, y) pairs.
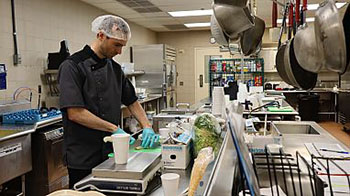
top-left (44, 69), bottom-right (58, 74)
top-left (210, 71), bottom-right (263, 74)
top-left (125, 70), bottom-right (145, 77)
top-left (209, 58), bottom-right (265, 97)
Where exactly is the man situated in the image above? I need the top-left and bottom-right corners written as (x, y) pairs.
top-left (58, 15), bottom-right (159, 188)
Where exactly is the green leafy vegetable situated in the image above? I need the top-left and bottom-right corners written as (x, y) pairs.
top-left (194, 113), bottom-right (220, 134)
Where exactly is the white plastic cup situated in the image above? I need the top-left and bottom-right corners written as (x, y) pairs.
top-left (104, 134), bottom-right (130, 164)
top-left (267, 144), bottom-right (283, 154)
top-left (161, 173), bottom-right (180, 196)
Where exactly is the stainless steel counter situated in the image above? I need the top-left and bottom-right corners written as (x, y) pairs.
top-left (149, 119), bottom-right (349, 196)
top-left (274, 121), bottom-right (349, 159)
top-left (255, 121), bottom-right (350, 196)
top-left (0, 116), bottom-right (62, 186)
top-left (265, 88), bottom-right (339, 94)
top-left (0, 116), bottom-right (62, 142)
top-left (243, 99), bottom-right (298, 116)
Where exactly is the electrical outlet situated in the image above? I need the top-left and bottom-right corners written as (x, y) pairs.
top-left (13, 54), bottom-right (22, 65)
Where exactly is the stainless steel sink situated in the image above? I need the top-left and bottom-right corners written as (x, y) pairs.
top-left (273, 122), bottom-right (320, 135)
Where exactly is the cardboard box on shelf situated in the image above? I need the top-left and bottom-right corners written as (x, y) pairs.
top-left (161, 139), bottom-right (192, 169)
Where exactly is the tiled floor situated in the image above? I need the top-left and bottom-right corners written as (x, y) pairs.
top-left (318, 121), bottom-right (350, 148)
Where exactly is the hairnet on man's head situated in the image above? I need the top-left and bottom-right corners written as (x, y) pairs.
top-left (91, 15), bottom-right (131, 41)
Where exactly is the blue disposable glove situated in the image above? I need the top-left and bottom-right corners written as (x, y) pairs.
top-left (141, 128), bottom-right (160, 148)
top-left (113, 127), bottom-right (135, 145)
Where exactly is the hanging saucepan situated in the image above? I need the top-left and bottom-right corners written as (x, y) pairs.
top-left (210, 14), bottom-right (229, 46)
top-left (240, 16), bottom-right (265, 56)
top-left (293, 0), bottom-right (324, 73)
top-left (214, 0), bottom-right (247, 7)
top-left (285, 38), bottom-right (318, 90)
top-left (315, 0), bottom-right (347, 73)
top-left (213, 3), bottom-right (254, 41)
top-left (342, 3), bottom-right (350, 71)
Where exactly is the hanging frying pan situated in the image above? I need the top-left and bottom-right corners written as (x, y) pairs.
top-left (283, 39), bottom-right (299, 88)
top-left (287, 38), bottom-right (318, 90)
top-left (315, 0), bottom-right (347, 73)
top-left (214, 0), bottom-right (247, 7)
top-left (342, 3), bottom-right (350, 71)
top-left (213, 3), bottom-right (254, 41)
top-left (210, 14), bottom-right (229, 46)
top-left (276, 3), bottom-right (298, 86)
top-left (276, 4), bottom-right (293, 85)
top-left (240, 16), bottom-right (265, 56)
top-left (283, 3), bottom-right (317, 90)
top-left (276, 42), bottom-right (294, 85)
top-left (293, 0), bottom-right (324, 73)
top-left (293, 24), bottom-right (324, 73)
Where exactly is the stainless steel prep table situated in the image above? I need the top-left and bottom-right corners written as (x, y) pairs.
top-left (243, 99), bottom-right (299, 120)
top-left (273, 121), bottom-right (349, 159)
top-left (266, 89), bottom-right (339, 122)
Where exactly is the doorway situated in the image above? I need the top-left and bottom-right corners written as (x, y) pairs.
top-left (194, 47), bottom-right (231, 103)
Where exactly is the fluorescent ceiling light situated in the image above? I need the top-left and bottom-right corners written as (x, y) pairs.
top-left (184, 22), bottom-right (211, 28)
top-left (168, 9), bottom-right (213, 17)
top-left (277, 17), bottom-right (315, 24)
top-left (307, 2), bottom-right (347, 10)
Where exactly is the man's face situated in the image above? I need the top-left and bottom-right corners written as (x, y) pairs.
top-left (99, 33), bottom-right (127, 58)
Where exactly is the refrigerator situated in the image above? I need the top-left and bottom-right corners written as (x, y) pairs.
top-left (132, 44), bottom-right (177, 108)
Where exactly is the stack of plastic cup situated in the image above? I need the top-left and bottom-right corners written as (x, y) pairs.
top-left (212, 87), bottom-right (225, 116)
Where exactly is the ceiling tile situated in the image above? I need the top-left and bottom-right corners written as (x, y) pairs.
top-left (80, 0), bottom-right (349, 32)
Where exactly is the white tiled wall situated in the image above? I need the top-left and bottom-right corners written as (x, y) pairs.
top-left (0, 0), bottom-right (157, 106)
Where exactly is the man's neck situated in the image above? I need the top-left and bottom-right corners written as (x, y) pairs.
top-left (90, 41), bottom-right (105, 59)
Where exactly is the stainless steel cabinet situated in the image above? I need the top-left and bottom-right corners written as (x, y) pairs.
top-left (133, 44), bottom-right (177, 108)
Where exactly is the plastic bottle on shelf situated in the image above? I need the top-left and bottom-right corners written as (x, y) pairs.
top-left (222, 61), bottom-right (226, 72)
top-left (256, 60), bottom-right (262, 72)
top-left (243, 61), bottom-right (248, 72)
top-left (254, 76), bottom-right (259, 86)
top-left (210, 61), bottom-right (216, 72)
top-left (217, 61), bottom-right (222, 72)
top-left (236, 61), bottom-right (241, 72)
top-left (226, 62), bottom-right (230, 73)
top-left (252, 60), bottom-right (256, 72)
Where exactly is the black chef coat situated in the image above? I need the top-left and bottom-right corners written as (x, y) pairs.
top-left (58, 45), bottom-right (138, 170)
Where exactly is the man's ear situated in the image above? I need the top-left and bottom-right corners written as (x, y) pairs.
top-left (96, 32), bottom-right (105, 40)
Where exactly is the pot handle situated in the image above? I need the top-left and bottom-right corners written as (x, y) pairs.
top-left (278, 3), bottom-right (289, 48)
top-left (296, 0), bottom-right (300, 26)
top-left (288, 3), bottom-right (294, 39)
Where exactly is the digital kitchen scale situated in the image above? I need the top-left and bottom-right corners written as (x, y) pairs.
top-left (74, 152), bottom-right (162, 195)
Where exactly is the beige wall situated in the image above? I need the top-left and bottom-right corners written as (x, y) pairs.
top-left (157, 30), bottom-right (215, 104)
top-left (0, 0), bottom-right (157, 106)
